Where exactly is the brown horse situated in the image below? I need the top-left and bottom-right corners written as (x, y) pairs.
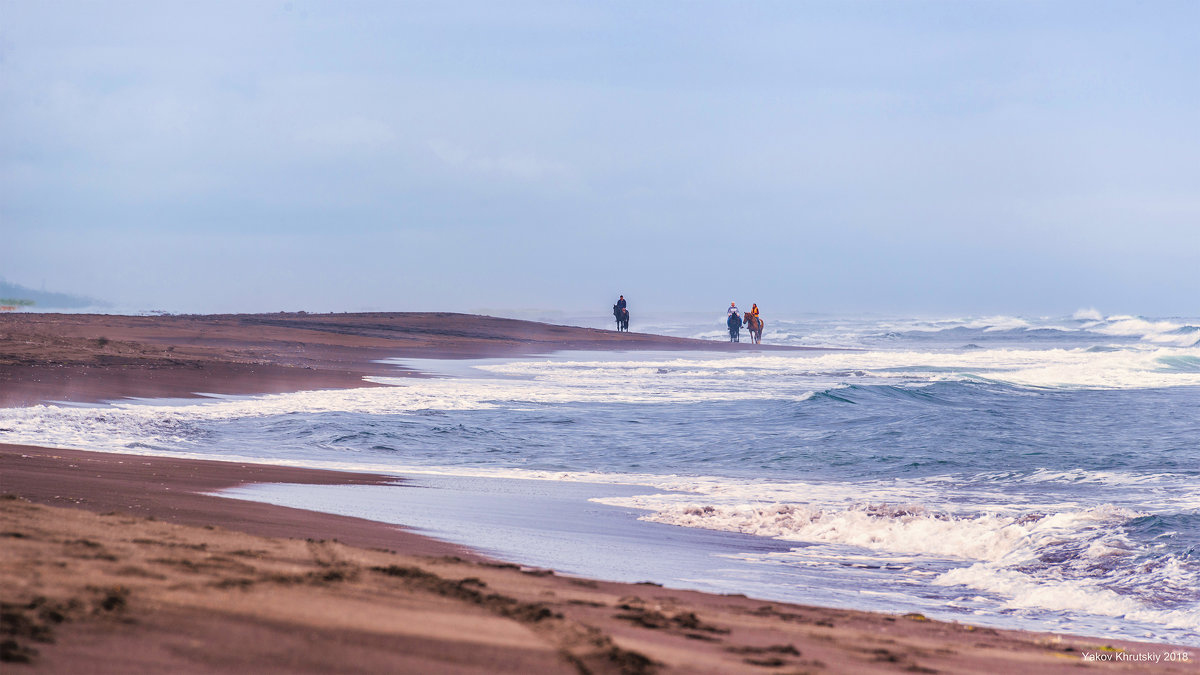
top-left (743, 313), bottom-right (764, 344)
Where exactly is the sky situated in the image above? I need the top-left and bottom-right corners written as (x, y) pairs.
top-left (2, 1), bottom-right (1197, 317)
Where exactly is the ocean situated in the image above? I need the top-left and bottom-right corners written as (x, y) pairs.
top-left (3, 310), bottom-right (1198, 645)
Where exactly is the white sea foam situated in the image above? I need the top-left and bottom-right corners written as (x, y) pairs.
top-left (935, 562), bottom-right (1200, 631)
top-left (3, 342), bottom-right (1199, 455)
top-left (965, 315), bottom-right (1033, 332)
top-left (596, 494), bottom-right (1138, 561)
top-left (595, 486), bottom-right (1200, 632)
top-left (750, 312), bottom-right (1200, 349)
top-left (467, 345), bottom-right (1200, 390)
top-left (1096, 316), bottom-right (1200, 347)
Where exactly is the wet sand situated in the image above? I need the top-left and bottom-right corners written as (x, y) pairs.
top-left (2, 312), bottom-right (1196, 672)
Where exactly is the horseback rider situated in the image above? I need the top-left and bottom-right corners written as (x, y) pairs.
top-left (742, 304), bottom-right (764, 344)
top-left (727, 308), bottom-right (741, 341)
top-left (727, 302), bottom-right (739, 316)
top-left (613, 297), bottom-right (630, 332)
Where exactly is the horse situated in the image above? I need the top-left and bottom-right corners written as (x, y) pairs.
top-left (727, 313), bottom-right (741, 342)
top-left (743, 313), bottom-right (764, 344)
top-left (613, 305), bottom-right (630, 332)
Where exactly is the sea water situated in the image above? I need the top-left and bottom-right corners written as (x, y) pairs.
top-left (2, 311), bottom-right (1198, 645)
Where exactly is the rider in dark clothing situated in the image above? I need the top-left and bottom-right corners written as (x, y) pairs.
top-left (617, 295), bottom-right (627, 311)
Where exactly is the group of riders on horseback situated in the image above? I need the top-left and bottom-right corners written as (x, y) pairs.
top-left (727, 302), bottom-right (764, 344)
top-left (612, 296), bottom-right (764, 344)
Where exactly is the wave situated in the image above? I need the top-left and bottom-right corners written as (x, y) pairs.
top-left (935, 561), bottom-right (1200, 631)
top-left (599, 493), bottom-right (1200, 632)
top-left (601, 496), bottom-right (1135, 561)
top-left (469, 347), bottom-right (1200, 391)
top-left (1158, 355), bottom-right (1200, 373)
top-left (1095, 316), bottom-right (1200, 347)
top-left (692, 312), bottom-right (1200, 350)
top-left (4, 343), bottom-right (1200, 457)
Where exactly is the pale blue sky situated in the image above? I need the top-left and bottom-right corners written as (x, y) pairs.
top-left (2, 1), bottom-right (1197, 316)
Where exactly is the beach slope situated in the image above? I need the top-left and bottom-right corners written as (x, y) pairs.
top-left (5, 445), bottom-right (1195, 673)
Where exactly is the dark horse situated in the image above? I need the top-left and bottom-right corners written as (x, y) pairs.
top-left (743, 313), bottom-right (764, 344)
top-left (727, 312), bottom-right (741, 342)
top-left (613, 305), bottom-right (630, 332)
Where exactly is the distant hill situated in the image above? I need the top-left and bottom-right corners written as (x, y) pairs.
top-left (0, 279), bottom-right (106, 310)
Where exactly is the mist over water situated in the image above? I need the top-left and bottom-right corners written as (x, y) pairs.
top-left (3, 312), bottom-right (1198, 644)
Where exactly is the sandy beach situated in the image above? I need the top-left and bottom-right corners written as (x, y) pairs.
top-left (2, 312), bottom-right (1197, 673)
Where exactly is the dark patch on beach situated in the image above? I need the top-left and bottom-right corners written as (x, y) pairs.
top-left (371, 564), bottom-right (658, 673)
top-left (726, 644), bottom-right (802, 668)
top-left (63, 538), bottom-right (118, 561)
top-left (1, 598), bottom-right (66, 661)
top-left (751, 604), bottom-right (836, 628)
top-left (150, 556), bottom-right (202, 572)
top-left (615, 605), bottom-right (729, 636)
top-left (314, 566), bottom-right (355, 583)
top-left (856, 645), bottom-right (939, 673)
top-left (727, 644), bottom-right (801, 656)
top-left (567, 599), bottom-right (607, 608)
top-left (131, 537), bottom-right (207, 551)
top-left (372, 564), bottom-right (556, 621)
top-left (114, 565), bottom-right (167, 580)
top-left (1, 586), bottom-right (131, 664)
top-left (90, 585), bottom-right (130, 613)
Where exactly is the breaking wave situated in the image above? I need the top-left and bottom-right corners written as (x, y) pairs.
top-left (595, 492), bottom-right (1200, 632)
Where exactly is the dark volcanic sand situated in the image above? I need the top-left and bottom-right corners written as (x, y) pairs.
top-left (0, 311), bottom-right (804, 406)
